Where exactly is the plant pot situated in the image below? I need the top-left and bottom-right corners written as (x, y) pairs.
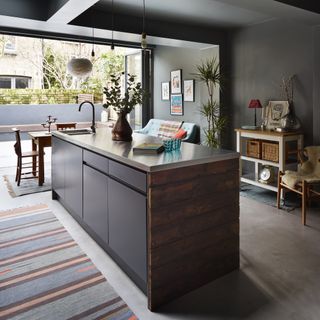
top-left (112, 112), bottom-right (132, 141)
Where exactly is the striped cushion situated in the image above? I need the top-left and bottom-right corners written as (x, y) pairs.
top-left (157, 121), bottom-right (183, 139)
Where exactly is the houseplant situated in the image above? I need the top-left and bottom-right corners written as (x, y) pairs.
top-left (103, 73), bottom-right (144, 141)
top-left (193, 57), bottom-right (226, 148)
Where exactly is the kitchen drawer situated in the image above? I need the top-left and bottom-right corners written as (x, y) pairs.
top-left (83, 150), bottom-right (109, 174)
top-left (109, 160), bottom-right (146, 193)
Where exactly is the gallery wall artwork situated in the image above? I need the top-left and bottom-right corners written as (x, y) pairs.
top-left (183, 79), bottom-right (195, 102)
top-left (170, 94), bottom-right (183, 115)
top-left (170, 69), bottom-right (182, 94)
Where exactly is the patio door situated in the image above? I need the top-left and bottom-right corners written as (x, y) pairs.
top-left (125, 49), bottom-right (152, 130)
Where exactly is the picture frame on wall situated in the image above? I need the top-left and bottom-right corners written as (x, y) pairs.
top-left (161, 82), bottom-right (170, 101)
top-left (263, 101), bottom-right (289, 130)
top-left (183, 79), bottom-right (195, 102)
top-left (170, 69), bottom-right (182, 94)
top-left (170, 94), bottom-right (184, 116)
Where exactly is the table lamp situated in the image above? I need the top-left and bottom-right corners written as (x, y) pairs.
top-left (248, 99), bottom-right (262, 128)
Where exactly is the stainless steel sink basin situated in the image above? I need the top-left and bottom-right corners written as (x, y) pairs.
top-left (61, 129), bottom-right (93, 135)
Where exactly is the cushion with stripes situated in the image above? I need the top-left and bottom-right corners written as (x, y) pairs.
top-left (157, 121), bottom-right (183, 139)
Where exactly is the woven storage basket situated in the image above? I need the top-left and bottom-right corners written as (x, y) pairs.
top-left (246, 139), bottom-right (261, 159)
top-left (262, 142), bottom-right (279, 162)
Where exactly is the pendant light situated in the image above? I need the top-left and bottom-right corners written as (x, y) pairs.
top-left (91, 27), bottom-right (95, 58)
top-left (111, 0), bottom-right (115, 50)
top-left (141, 0), bottom-right (147, 49)
top-left (67, 40), bottom-right (93, 78)
top-left (67, 58), bottom-right (93, 78)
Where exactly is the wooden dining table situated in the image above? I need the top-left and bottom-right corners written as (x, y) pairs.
top-left (28, 131), bottom-right (52, 186)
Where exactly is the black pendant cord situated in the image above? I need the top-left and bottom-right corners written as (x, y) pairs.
top-left (141, 0), bottom-right (147, 49)
top-left (143, 0), bottom-right (146, 33)
top-left (91, 27), bottom-right (95, 57)
top-left (111, 0), bottom-right (115, 50)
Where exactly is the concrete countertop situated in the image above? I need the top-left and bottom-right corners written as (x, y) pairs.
top-left (52, 128), bottom-right (239, 172)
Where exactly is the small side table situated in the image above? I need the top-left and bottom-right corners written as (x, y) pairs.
top-left (235, 128), bottom-right (303, 192)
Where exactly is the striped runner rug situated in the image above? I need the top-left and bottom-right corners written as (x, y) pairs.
top-left (0, 204), bottom-right (138, 320)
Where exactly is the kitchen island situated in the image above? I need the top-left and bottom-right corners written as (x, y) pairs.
top-left (51, 128), bottom-right (239, 311)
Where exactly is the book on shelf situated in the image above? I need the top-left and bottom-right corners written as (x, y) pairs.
top-left (133, 143), bottom-right (164, 154)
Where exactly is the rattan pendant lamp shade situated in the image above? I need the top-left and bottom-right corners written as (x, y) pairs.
top-left (67, 27), bottom-right (95, 78)
top-left (67, 58), bottom-right (93, 78)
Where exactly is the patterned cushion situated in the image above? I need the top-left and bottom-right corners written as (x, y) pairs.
top-left (157, 121), bottom-right (183, 139)
top-left (174, 128), bottom-right (187, 139)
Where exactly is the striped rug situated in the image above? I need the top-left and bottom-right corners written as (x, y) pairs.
top-left (0, 204), bottom-right (138, 320)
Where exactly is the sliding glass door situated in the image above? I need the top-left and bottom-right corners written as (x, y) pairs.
top-left (125, 49), bottom-right (152, 130)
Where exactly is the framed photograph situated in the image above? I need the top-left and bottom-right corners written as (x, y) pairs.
top-left (161, 82), bottom-right (170, 101)
top-left (170, 94), bottom-right (183, 116)
top-left (170, 69), bottom-right (182, 94)
top-left (183, 79), bottom-right (195, 102)
top-left (264, 101), bottom-right (289, 130)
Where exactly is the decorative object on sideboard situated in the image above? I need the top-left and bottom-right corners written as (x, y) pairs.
top-left (279, 75), bottom-right (301, 131)
top-left (248, 99), bottom-right (262, 129)
top-left (103, 73), bottom-right (146, 141)
top-left (193, 56), bottom-right (226, 148)
top-left (170, 94), bottom-right (183, 116)
top-left (183, 79), bottom-right (195, 102)
top-left (170, 69), bottom-right (182, 94)
top-left (263, 100), bottom-right (289, 130)
top-left (259, 165), bottom-right (275, 184)
top-left (161, 81), bottom-right (170, 101)
top-left (41, 115), bottom-right (57, 133)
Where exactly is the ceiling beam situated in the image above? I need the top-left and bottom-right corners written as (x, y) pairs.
top-left (47, 0), bottom-right (100, 24)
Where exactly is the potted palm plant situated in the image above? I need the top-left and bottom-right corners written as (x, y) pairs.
top-left (194, 57), bottom-right (226, 148)
top-left (103, 73), bottom-right (144, 141)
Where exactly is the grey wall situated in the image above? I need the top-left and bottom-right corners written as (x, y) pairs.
top-left (313, 26), bottom-right (320, 145)
top-left (229, 19), bottom-right (314, 148)
top-left (153, 45), bottom-right (219, 143)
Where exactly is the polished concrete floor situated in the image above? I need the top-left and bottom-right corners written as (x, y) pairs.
top-left (1, 141), bottom-right (320, 320)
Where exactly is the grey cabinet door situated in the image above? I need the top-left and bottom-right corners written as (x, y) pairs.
top-left (64, 142), bottom-right (83, 219)
top-left (51, 136), bottom-right (65, 199)
top-left (83, 164), bottom-right (108, 244)
top-left (108, 178), bottom-right (147, 282)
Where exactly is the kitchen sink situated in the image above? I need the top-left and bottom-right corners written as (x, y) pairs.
top-left (61, 129), bottom-right (93, 135)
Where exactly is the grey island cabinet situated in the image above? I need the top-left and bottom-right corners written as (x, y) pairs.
top-left (51, 128), bottom-right (240, 311)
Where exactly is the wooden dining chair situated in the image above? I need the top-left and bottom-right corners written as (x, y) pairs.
top-left (12, 128), bottom-right (40, 186)
top-left (277, 146), bottom-right (320, 225)
top-left (55, 122), bottom-right (77, 131)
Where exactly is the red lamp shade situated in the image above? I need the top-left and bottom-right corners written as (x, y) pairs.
top-left (248, 99), bottom-right (262, 109)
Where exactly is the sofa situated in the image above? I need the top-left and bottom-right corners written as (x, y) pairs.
top-left (135, 118), bottom-right (198, 143)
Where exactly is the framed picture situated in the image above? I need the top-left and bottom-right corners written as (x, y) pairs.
top-left (263, 101), bottom-right (289, 130)
top-left (170, 94), bottom-right (183, 116)
top-left (161, 82), bottom-right (170, 101)
top-left (170, 69), bottom-right (182, 94)
top-left (183, 79), bottom-right (195, 102)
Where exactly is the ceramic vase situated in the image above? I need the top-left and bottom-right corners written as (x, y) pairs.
top-left (112, 111), bottom-right (132, 141)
